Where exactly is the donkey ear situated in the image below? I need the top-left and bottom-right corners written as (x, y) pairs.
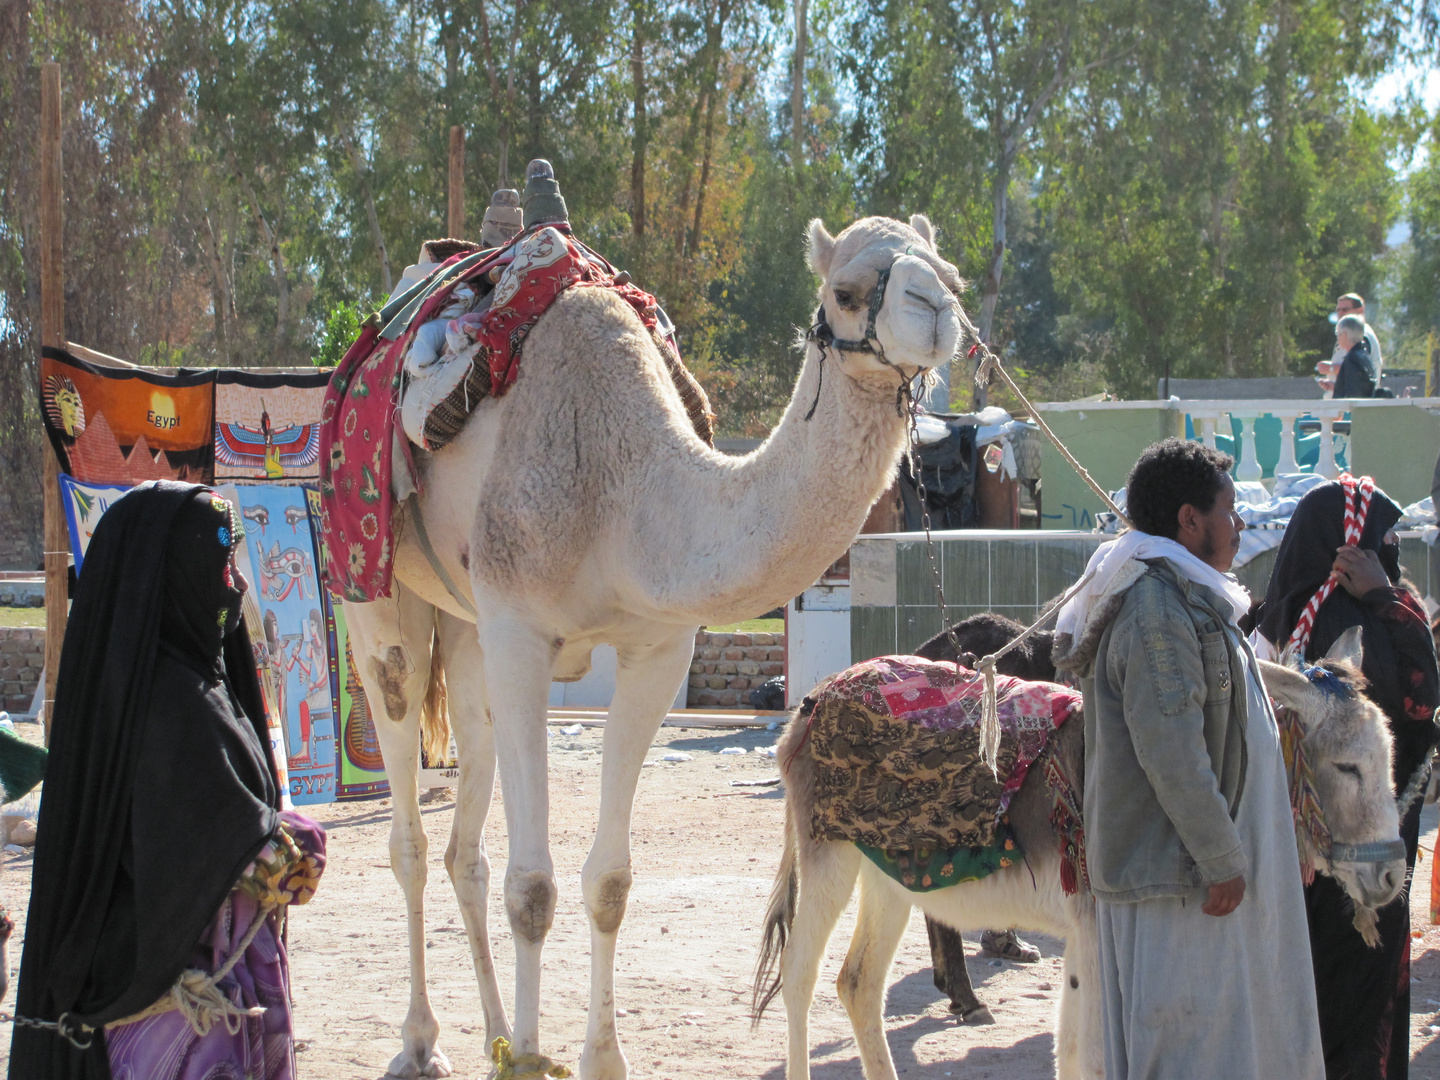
top-left (808, 219), bottom-right (836, 276)
top-left (1258, 659), bottom-right (1324, 728)
top-left (909, 213), bottom-right (937, 251)
top-left (1325, 625), bottom-right (1365, 670)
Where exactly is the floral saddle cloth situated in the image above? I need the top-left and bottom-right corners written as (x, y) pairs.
top-left (804, 655), bottom-right (1082, 892)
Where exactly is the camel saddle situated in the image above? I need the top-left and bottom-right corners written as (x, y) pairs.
top-left (803, 655), bottom-right (1082, 891)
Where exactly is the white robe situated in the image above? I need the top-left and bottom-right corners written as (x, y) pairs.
top-left (1095, 630), bottom-right (1324, 1079)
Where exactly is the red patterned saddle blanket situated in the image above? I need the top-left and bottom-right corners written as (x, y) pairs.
top-left (804, 655), bottom-right (1082, 854)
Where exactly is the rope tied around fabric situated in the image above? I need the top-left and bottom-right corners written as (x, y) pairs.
top-left (491, 1035), bottom-right (573, 1079)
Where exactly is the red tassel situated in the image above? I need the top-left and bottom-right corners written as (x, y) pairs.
top-left (1060, 857), bottom-right (1078, 896)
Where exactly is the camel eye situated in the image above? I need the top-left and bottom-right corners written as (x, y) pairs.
top-left (833, 288), bottom-right (860, 311)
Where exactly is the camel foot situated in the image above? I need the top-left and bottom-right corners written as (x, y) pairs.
top-left (578, 1039), bottom-right (626, 1080)
top-left (952, 1002), bottom-right (995, 1025)
top-left (385, 1045), bottom-right (453, 1079)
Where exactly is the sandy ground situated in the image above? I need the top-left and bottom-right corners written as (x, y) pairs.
top-left (2, 719), bottom-right (1440, 1078)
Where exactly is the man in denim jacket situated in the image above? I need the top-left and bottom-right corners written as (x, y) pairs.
top-left (1053, 439), bottom-right (1323, 1079)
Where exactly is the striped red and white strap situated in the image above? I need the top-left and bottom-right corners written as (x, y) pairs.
top-left (1286, 473), bottom-right (1375, 655)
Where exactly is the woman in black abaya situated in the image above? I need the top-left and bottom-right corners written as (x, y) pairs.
top-left (9, 482), bottom-right (326, 1080)
top-left (1255, 478), bottom-right (1439, 1080)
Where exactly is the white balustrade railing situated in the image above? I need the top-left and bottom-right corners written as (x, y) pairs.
top-left (1187, 402), bottom-right (1348, 482)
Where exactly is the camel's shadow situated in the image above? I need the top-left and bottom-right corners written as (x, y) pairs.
top-left (759, 1026), bottom-right (1054, 1079)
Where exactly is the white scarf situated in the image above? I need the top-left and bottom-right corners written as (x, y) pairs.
top-left (1054, 530), bottom-right (1252, 641)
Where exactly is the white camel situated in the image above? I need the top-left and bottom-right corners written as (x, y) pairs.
top-left (342, 212), bottom-right (970, 1078)
top-left (754, 627), bottom-right (1407, 1080)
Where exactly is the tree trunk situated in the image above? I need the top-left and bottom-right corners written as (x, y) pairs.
top-left (976, 151), bottom-right (1010, 343)
top-left (200, 208), bottom-right (232, 365)
top-left (630, 0), bottom-right (647, 239)
top-left (233, 164), bottom-right (288, 354)
top-left (342, 134), bottom-right (393, 294)
top-left (791, 0), bottom-right (807, 176)
top-left (691, 7), bottom-right (728, 254)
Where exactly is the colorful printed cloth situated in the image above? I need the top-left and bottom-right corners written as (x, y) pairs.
top-left (858, 819), bottom-right (1022, 893)
top-left (805, 655), bottom-right (1081, 853)
top-left (214, 370), bottom-right (329, 482)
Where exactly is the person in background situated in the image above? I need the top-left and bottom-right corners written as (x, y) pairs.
top-left (9, 482), bottom-right (325, 1080)
top-left (1325, 314), bottom-right (1376, 398)
top-left (1253, 478), bottom-right (1439, 1080)
top-left (1318, 293), bottom-right (1384, 389)
top-left (1052, 438), bottom-right (1323, 1079)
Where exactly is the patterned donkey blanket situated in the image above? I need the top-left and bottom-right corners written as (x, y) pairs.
top-left (804, 655), bottom-right (1083, 891)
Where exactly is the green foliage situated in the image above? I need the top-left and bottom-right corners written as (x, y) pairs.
top-left (314, 302), bottom-right (367, 368)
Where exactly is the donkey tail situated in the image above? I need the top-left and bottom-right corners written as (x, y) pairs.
top-left (420, 618), bottom-right (451, 767)
top-left (751, 808), bottom-right (798, 1026)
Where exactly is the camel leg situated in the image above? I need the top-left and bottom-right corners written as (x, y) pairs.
top-left (840, 865), bottom-right (911, 1080)
top-left (579, 631), bottom-right (697, 1080)
top-left (781, 839), bottom-right (862, 1080)
top-left (347, 587), bottom-right (453, 1079)
top-left (1056, 900), bottom-right (1104, 1080)
top-left (924, 916), bottom-right (992, 1023)
top-left (437, 611), bottom-right (512, 1050)
top-left (478, 617), bottom-right (558, 1059)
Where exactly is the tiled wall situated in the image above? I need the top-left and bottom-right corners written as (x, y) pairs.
top-left (849, 530), bottom-right (1438, 665)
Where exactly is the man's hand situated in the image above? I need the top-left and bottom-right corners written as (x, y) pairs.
top-left (1202, 875), bottom-right (1245, 916)
top-left (1333, 545), bottom-right (1390, 598)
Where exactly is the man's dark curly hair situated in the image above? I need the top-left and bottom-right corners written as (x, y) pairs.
top-left (1126, 437), bottom-right (1234, 539)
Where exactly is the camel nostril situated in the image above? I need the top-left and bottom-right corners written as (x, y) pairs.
top-left (904, 288), bottom-right (944, 313)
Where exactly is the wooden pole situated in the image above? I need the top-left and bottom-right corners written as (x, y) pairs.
top-left (39, 62), bottom-right (67, 741)
top-left (448, 125), bottom-right (465, 238)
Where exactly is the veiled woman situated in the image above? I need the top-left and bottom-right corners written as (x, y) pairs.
top-left (1254, 477), bottom-right (1439, 1080)
top-left (9, 482), bottom-right (326, 1080)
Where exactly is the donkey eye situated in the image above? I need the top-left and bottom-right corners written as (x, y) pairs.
top-left (1334, 763), bottom-right (1362, 778)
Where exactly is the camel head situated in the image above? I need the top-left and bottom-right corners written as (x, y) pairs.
top-left (807, 215), bottom-right (971, 386)
top-left (1258, 626), bottom-right (1406, 926)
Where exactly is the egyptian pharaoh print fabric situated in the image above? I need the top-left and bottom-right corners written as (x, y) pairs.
top-left (41, 346), bottom-right (215, 485)
top-left (213, 370), bottom-right (329, 482)
top-left (806, 656), bottom-right (1080, 852)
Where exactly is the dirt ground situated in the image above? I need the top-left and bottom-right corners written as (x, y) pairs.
top-left (4, 719), bottom-right (1440, 1079)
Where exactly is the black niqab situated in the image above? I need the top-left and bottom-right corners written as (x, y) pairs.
top-left (10, 482), bottom-right (280, 1080)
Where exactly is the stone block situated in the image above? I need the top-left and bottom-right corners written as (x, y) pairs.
top-left (722, 648), bottom-right (744, 661)
top-left (761, 662), bottom-right (784, 677)
top-left (694, 691), bottom-right (721, 707)
top-left (689, 675), bottom-right (707, 688)
top-left (743, 647), bottom-right (769, 661)
top-left (737, 660), bottom-right (761, 676)
top-left (24, 652), bottom-right (43, 668)
top-left (752, 633), bottom-right (774, 646)
top-left (767, 648), bottom-right (786, 661)
top-left (731, 633), bottom-right (751, 646)
top-left (714, 689), bottom-right (739, 706)
top-left (689, 662), bottom-right (704, 675)
top-left (708, 633), bottom-right (731, 647)
top-left (706, 676), bottom-right (726, 690)
top-left (714, 661), bottom-right (737, 675)
top-left (699, 647), bottom-right (721, 661)
top-left (730, 677), bottom-right (750, 691)
top-left (695, 631), bottom-right (709, 646)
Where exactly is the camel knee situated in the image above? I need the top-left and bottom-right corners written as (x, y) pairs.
top-left (446, 835), bottom-right (490, 892)
top-left (371, 644), bottom-right (413, 721)
top-left (504, 868), bottom-right (556, 944)
top-left (582, 866), bottom-right (632, 936)
top-left (390, 821), bottom-right (429, 887)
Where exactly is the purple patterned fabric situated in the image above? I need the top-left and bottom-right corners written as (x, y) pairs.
top-left (105, 812), bottom-right (325, 1080)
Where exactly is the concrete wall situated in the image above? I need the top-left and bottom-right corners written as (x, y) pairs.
top-left (687, 630), bottom-right (785, 707)
top-left (1351, 404), bottom-right (1440, 506)
top-left (1037, 405), bottom-right (1183, 531)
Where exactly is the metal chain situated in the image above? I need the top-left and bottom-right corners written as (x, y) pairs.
top-left (10, 1012), bottom-right (95, 1050)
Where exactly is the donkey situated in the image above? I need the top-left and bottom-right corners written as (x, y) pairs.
top-left (753, 626), bottom-right (1406, 1080)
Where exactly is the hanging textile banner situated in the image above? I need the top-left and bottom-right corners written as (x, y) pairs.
top-left (213, 369), bottom-right (329, 482)
top-left (228, 482), bottom-right (337, 805)
top-left (305, 487), bottom-right (388, 799)
top-left (57, 474), bottom-right (132, 572)
top-left (40, 346), bottom-right (215, 485)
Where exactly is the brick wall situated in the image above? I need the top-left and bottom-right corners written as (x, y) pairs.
top-left (687, 630), bottom-right (785, 708)
top-left (0, 628), bottom-right (43, 714)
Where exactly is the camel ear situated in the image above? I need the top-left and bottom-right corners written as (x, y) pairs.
top-left (909, 214), bottom-right (936, 251)
top-left (1325, 625), bottom-right (1365, 670)
top-left (808, 218), bottom-right (836, 276)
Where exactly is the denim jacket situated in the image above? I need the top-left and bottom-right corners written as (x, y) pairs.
top-left (1055, 558), bottom-right (1251, 902)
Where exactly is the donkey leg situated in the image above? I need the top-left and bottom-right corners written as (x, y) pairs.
top-left (924, 916), bottom-right (992, 1023)
top-left (579, 631), bottom-right (697, 1080)
top-left (1056, 899), bottom-right (1105, 1080)
top-left (839, 865), bottom-right (911, 1080)
top-left (437, 611), bottom-right (511, 1050)
top-left (349, 589), bottom-right (452, 1079)
top-left (781, 840), bottom-right (861, 1080)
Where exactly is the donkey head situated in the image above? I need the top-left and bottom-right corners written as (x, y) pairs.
top-left (1258, 627), bottom-right (1406, 938)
